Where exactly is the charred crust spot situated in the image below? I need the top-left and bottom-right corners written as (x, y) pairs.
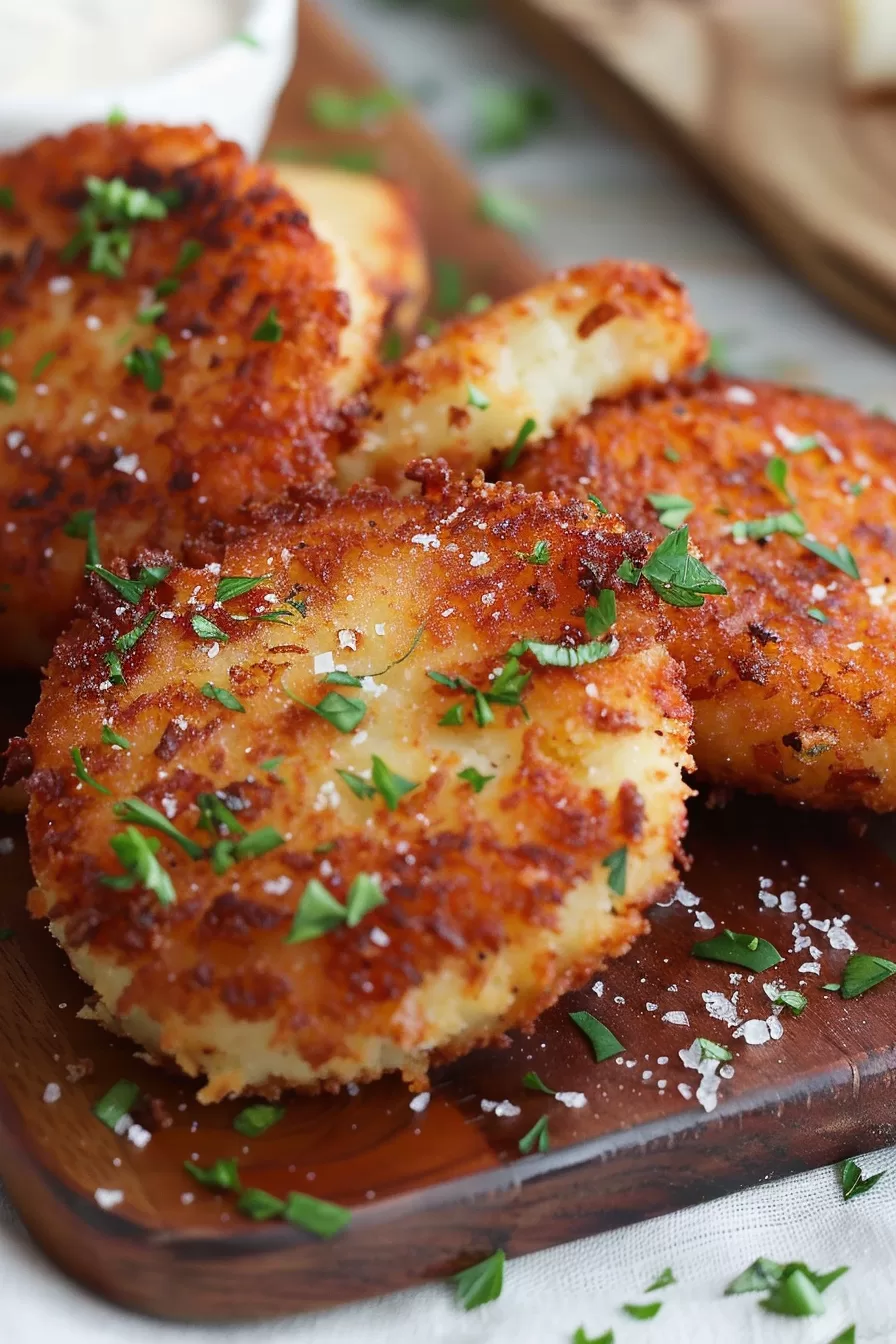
top-left (577, 299), bottom-right (628, 340)
top-left (2, 735), bottom-right (33, 786)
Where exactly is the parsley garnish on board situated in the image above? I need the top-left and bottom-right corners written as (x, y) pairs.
top-left (696, 1038), bottom-right (732, 1062)
top-left (452, 1249), bottom-right (505, 1311)
top-left (92, 1079), bottom-right (140, 1131)
top-left (233, 1104), bottom-right (285, 1138)
top-left (285, 874), bottom-right (386, 943)
top-left (569, 1011), bottom-right (624, 1062)
top-left (691, 927), bottom-right (782, 973)
top-left (839, 952), bottom-right (896, 998)
top-left (477, 188), bottom-right (538, 236)
top-left (308, 85), bottom-right (403, 130)
top-left (773, 989), bottom-right (807, 1015)
top-left (61, 175), bottom-right (171, 278)
top-left (840, 1157), bottom-right (884, 1201)
top-left (619, 525), bottom-right (726, 608)
top-left (522, 1071), bottom-right (555, 1095)
top-left (433, 258), bottom-right (464, 314)
top-left (473, 85), bottom-right (555, 153)
top-left (183, 1157), bottom-right (242, 1191)
top-left (518, 1114), bottom-right (550, 1154)
top-left (124, 334), bottom-right (171, 392)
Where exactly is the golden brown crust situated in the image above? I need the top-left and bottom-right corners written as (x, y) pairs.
top-left (0, 123), bottom-right (382, 669)
top-left (514, 374), bottom-right (896, 810)
top-left (27, 472), bottom-right (692, 1095)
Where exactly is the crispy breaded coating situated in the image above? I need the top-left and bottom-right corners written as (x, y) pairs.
top-left (336, 261), bottom-right (707, 492)
top-left (515, 375), bottom-right (896, 811)
top-left (0, 123), bottom-right (386, 669)
top-left (274, 163), bottom-right (428, 335)
top-left (27, 470), bottom-right (692, 1099)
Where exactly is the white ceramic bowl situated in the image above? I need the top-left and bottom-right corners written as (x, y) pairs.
top-left (0, 0), bottom-right (297, 157)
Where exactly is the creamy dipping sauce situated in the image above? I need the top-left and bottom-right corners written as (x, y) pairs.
top-left (0, 0), bottom-right (247, 96)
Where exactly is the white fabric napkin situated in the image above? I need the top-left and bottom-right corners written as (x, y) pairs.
top-left (2, 1147), bottom-right (892, 1343)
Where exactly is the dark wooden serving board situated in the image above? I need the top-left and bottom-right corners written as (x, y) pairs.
top-left (4, 0), bottom-right (896, 1325)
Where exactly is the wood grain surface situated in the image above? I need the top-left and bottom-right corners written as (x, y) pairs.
top-left (493, 0), bottom-right (896, 344)
top-left (4, 0), bottom-right (896, 1325)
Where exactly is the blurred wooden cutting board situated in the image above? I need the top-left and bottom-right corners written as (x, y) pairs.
top-left (494, 0), bottom-right (896, 343)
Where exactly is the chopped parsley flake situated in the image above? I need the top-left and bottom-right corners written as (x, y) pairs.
top-left (840, 952), bottom-right (896, 998)
top-left (308, 86), bottom-right (404, 130)
top-left (283, 1191), bottom-right (351, 1238)
top-left (518, 1114), bottom-right (550, 1154)
top-left (601, 846), bottom-right (627, 896)
top-left (457, 766), bottom-right (494, 792)
top-left (337, 769), bottom-right (376, 801)
top-left (452, 1248), bottom-right (505, 1311)
top-left (113, 797), bottom-right (204, 859)
top-left (522, 1071), bottom-right (555, 1095)
top-left (502, 415), bottom-right (537, 470)
top-left (434, 258), bottom-right (463, 313)
top-left (123, 334), bottom-right (171, 392)
top-left (62, 175), bottom-right (170, 278)
top-left (466, 292), bottom-right (491, 314)
top-left (0, 371), bottom-right (18, 405)
top-left (31, 351), bottom-right (57, 381)
top-left (233, 1104), bottom-right (285, 1138)
top-left (731, 510), bottom-right (805, 542)
top-left (230, 1186), bottom-right (282, 1220)
top-left (101, 724), bottom-right (131, 749)
top-left (0, 327), bottom-right (13, 348)
top-left (136, 300), bottom-right (166, 324)
top-left (63, 509), bottom-right (100, 564)
top-left (234, 30), bottom-right (261, 47)
top-left (201, 682), bottom-right (245, 713)
top-left (773, 989), bottom-right (807, 1015)
top-left (92, 1079), bottom-right (140, 1130)
top-left (191, 612), bottom-right (228, 642)
top-left (798, 536), bottom-right (860, 579)
top-left (840, 1157), bottom-right (884, 1201)
top-left (439, 703), bottom-right (465, 726)
top-left (477, 188), bottom-right (538, 236)
top-left (692, 927), bottom-right (782, 972)
top-left (0, 187), bottom-right (14, 210)
top-left (646, 1267), bottom-right (676, 1291)
top-left (508, 637), bottom-right (616, 668)
top-left (572, 1330), bottom-right (614, 1344)
top-left (184, 1157), bottom-right (241, 1191)
top-left (285, 873), bottom-right (385, 943)
top-left (251, 308), bottom-right (283, 342)
top-left (622, 1302), bottom-right (662, 1320)
top-left (588, 494), bottom-right (608, 514)
top-left (473, 84), bottom-right (555, 153)
top-left (646, 492), bottom-right (693, 529)
top-left (106, 107), bottom-right (126, 126)
top-left (516, 540), bottom-right (550, 565)
top-left (89, 565), bottom-right (146, 605)
top-left (467, 382), bottom-right (490, 410)
top-left (215, 574), bottom-right (271, 603)
top-left (569, 1010), bottom-right (624, 1062)
top-left (584, 589), bottom-right (616, 638)
top-left (807, 607), bottom-right (829, 623)
top-left (296, 691), bottom-right (366, 734)
top-left (695, 1037), bottom-right (732, 1062)
top-left (71, 745), bottom-right (111, 795)
top-left (766, 455), bottom-right (795, 502)
top-left (622, 525), bottom-right (727, 608)
top-left (371, 755), bottom-right (419, 810)
top-left (102, 827), bottom-right (176, 905)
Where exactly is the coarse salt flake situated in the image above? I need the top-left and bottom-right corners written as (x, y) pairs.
top-left (94, 1188), bottom-right (124, 1210)
top-left (409, 1092), bottom-right (430, 1113)
top-left (313, 652), bottom-right (335, 675)
top-left (43, 1082), bottom-right (61, 1104)
top-left (555, 1091), bottom-right (587, 1109)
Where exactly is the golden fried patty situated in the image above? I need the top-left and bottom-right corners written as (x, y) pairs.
top-left (0, 123), bottom-right (385, 669)
top-left (514, 375), bottom-right (896, 811)
top-left (336, 262), bottom-right (707, 492)
top-left (27, 469), bottom-right (692, 1099)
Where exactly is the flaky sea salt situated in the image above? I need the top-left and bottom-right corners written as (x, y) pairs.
top-left (94, 1189), bottom-right (124, 1210)
top-left (409, 1092), bottom-right (430, 1113)
top-left (42, 1083), bottom-right (61, 1104)
top-left (662, 1010), bottom-right (690, 1027)
top-left (555, 1092), bottom-right (587, 1109)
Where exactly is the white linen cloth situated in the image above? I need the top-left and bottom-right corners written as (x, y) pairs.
top-left (4, 2), bottom-right (896, 1341)
top-left (2, 1153), bottom-right (892, 1342)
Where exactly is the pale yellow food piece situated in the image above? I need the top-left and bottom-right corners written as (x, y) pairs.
top-left (839, 0), bottom-right (896, 92)
top-left (336, 260), bottom-right (707, 492)
top-left (27, 473), bottom-right (692, 1099)
top-left (275, 163), bottom-right (428, 335)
